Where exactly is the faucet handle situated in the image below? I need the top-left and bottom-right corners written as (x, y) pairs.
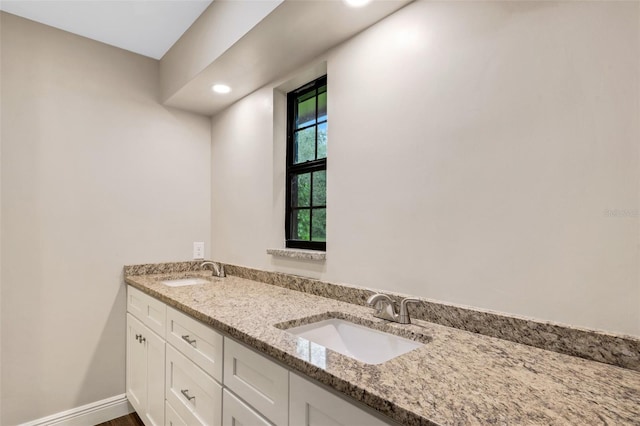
top-left (367, 293), bottom-right (390, 304)
top-left (367, 293), bottom-right (398, 321)
top-left (367, 293), bottom-right (394, 309)
top-left (399, 298), bottom-right (421, 324)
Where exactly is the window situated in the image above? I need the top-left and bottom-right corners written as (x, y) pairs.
top-left (286, 76), bottom-right (327, 251)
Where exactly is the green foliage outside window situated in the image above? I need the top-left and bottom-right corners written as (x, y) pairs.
top-left (287, 77), bottom-right (327, 249)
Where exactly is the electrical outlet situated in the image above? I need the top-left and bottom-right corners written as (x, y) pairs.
top-left (193, 242), bottom-right (204, 260)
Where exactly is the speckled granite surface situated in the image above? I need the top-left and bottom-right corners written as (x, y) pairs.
top-left (221, 264), bottom-right (640, 372)
top-left (125, 266), bottom-right (640, 425)
top-left (123, 260), bottom-right (203, 276)
top-left (125, 261), bottom-right (640, 372)
top-left (266, 248), bottom-right (327, 260)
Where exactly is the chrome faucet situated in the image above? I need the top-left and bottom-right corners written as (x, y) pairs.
top-left (201, 261), bottom-right (225, 278)
top-left (367, 293), bottom-right (420, 324)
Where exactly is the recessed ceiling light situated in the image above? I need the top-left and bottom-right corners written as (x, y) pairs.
top-left (212, 84), bottom-right (231, 94)
top-left (344, 0), bottom-right (370, 7)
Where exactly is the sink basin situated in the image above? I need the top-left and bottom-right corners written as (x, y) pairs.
top-left (161, 277), bottom-right (210, 287)
top-left (284, 318), bottom-right (423, 365)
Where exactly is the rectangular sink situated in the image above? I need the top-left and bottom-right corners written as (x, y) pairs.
top-left (160, 277), bottom-right (210, 287)
top-left (284, 318), bottom-right (423, 365)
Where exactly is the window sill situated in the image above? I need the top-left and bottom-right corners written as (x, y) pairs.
top-left (266, 248), bottom-right (326, 261)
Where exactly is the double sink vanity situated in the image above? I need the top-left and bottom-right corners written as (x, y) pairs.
top-left (124, 261), bottom-right (640, 426)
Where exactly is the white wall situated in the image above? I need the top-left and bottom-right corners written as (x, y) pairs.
top-left (211, 87), bottom-right (277, 268)
top-left (211, 1), bottom-right (640, 336)
top-left (1, 13), bottom-right (211, 425)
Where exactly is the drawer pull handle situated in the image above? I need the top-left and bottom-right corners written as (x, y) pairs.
top-left (181, 335), bottom-right (197, 346)
top-left (181, 389), bottom-right (195, 402)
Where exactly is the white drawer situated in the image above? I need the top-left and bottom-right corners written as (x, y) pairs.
top-left (223, 338), bottom-right (288, 426)
top-left (222, 390), bottom-right (271, 426)
top-left (166, 345), bottom-right (222, 426)
top-left (290, 373), bottom-right (391, 426)
top-left (166, 307), bottom-right (223, 383)
top-left (165, 401), bottom-right (188, 426)
top-left (127, 285), bottom-right (166, 338)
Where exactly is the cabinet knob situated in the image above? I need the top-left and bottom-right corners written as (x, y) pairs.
top-left (181, 389), bottom-right (196, 403)
top-left (181, 335), bottom-right (197, 346)
top-left (135, 334), bottom-right (142, 342)
top-left (140, 336), bottom-right (146, 343)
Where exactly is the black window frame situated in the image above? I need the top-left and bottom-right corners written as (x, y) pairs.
top-left (285, 75), bottom-right (327, 251)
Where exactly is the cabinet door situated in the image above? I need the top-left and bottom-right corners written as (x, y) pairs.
top-left (127, 314), bottom-right (148, 416)
top-left (127, 313), bottom-right (165, 426)
top-left (145, 325), bottom-right (165, 426)
top-left (290, 373), bottom-right (391, 426)
top-left (222, 390), bottom-right (271, 426)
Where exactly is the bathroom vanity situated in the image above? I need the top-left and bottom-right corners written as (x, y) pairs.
top-left (124, 262), bottom-right (640, 426)
top-left (126, 284), bottom-right (391, 426)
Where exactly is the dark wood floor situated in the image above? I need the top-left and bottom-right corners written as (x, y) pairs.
top-left (95, 412), bottom-right (145, 426)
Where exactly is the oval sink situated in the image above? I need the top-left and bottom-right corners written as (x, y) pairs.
top-left (161, 277), bottom-right (210, 287)
top-left (284, 318), bottom-right (423, 365)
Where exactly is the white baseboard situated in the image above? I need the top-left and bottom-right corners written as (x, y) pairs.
top-left (20, 394), bottom-right (134, 426)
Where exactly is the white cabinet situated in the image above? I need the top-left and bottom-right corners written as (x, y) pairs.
top-left (165, 306), bottom-right (224, 426)
top-left (223, 337), bottom-right (289, 426)
top-left (165, 401), bottom-right (188, 426)
top-left (126, 313), bottom-right (165, 426)
top-left (125, 285), bottom-right (394, 426)
top-left (166, 345), bottom-right (223, 426)
top-left (127, 285), bottom-right (166, 338)
top-left (126, 314), bottom-right (146, 413)
top-left (166, 306), bottom-right (223, 382)
top-left (222, 390), bottom-right (272, 426)
top-left (290, 373), bottom-right (391, 426)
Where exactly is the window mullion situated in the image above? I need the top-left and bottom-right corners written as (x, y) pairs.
top-left (290, 159), bottom-right (326, 175)
top-left (314, 90), bottom-right (319, 161)
top-left (309, 171), bottom-right (314, 241)
top-left (293, 122), bottom-right (317, 133)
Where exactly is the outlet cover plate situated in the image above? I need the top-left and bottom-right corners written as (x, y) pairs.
top-left (193, 242), bottom-right (204, 260)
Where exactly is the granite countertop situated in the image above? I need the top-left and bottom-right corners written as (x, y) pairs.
top-left (125, 271), bottom-right (640, 426)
